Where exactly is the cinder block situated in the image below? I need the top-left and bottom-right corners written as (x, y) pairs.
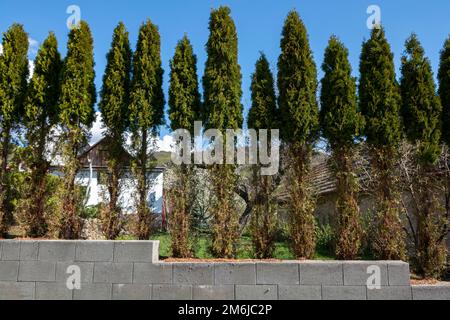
top-left (193, 285), bottom-right (235, 300)
top-left (235, 285), bottom-right (277, 300)
top-left (36, 282), bottom-right (73, 300)
top-left (173, 263), bottom-right (214, 285)
top-left (343, 261), bottom-right (388, 286)
top-left (76, 241), bottom-right (114, 262)
top-left (152, 285), bottom-right (192, 300)
top-left (367, 286), bottom-right (412, 300)
top-left (38, 241), bottom-right (76, 261)
top-left (114, 241), bottom-right (159, 263)
top-left (18, 260), bottom-right (56, 282)
top-left (256, 262), bottom-right (299, 285)
top-left (323, 286), bottom-right (366, 300)
top-left (112, 284), bottom-right (151, 300)
top-left (133, 263), bottom-right (172, 284)
top-left (387, 261), bottom-right (410, 286)
top-left (0, 261), bottom-right (19, 281)
top-left (73, 283), bottom-right (112, 300)
top-left (56, 262), bottom-right (94, 283)
top-left (20, 241), bottom-right (39, 260)
top-left (93, 262), bottom-right (133, 284)
top-left (300, 262), bottom-right (343, 285)
top-left (215, 263), bottom-right (256, 285)
top-left (1, 241), bottom-right (20, 260)
top-left (278, 285), bottom-right (321, 300)
top-left (412, 285), bottom-right (450, 300)
top-left (0, 281), bottom-right (35, 300)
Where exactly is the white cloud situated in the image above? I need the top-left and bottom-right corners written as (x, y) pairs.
top-left (28, 60), bottom-right (34, 80)
top-left (28, 37), bottom-right (39, 56)
top-left (27, 38), bottom-right (38, 81)
top-left (0, 43), bottom-right (3, 55)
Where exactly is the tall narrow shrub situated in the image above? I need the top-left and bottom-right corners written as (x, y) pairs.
top-left (401, 34), bottom-right (442, 164)
top-left (20, 32), bottom-right (62, 237)
top-left (130, 20), bottom-right (165, 240)
top-left (439, 36), bottom-right (450, 146)
top-left (0, 24), bottom-right (29, 235)
top-left (320, 36), bottom-right (363, 259)
top-left (277, 10), bottom-right (318, 259)
top-left (58, 21), bottom-right (96, 239)
top-left (438, 37), bottom-right (450, 276)
top-left (202, 6), bottom-right (243, 258)
top-left (168, 35), bottom-right (201, 257)
top-left (359, 27), bottom-right (405, 260)
top-left (99, 22), bottom-right (132, 239)
top-left (248, 53), bottom-right (278, 259)
top-left (401, 34), bottom-right (446, 277)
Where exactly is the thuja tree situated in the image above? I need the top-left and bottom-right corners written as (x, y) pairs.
top-left (438, 37), bottom-right (450, 259)
top-left (20, 32), bottom-right (62, 237)
top-left (359, 27), bottom-right (406, 260)
top-left (99, 22), bottom-right (132, 239)
top-left (130, 20), bottom-right (165, 240)
top-left (401, 34), bottom-right (446, 278)
top-left (203, 6), bottom-right (243, 258)
top-left (439, 36), bottom-right (450, 146)
top-left (320, 36), bottom-right (363, 260)
top-left (0, 24), bottom-right (29, 235)
top-left (247, 53), bottom-right (278, 259)
top-left (277, 10), bottom-right (318, 259)
top-left (58, 21), bottom-right (96, 239)
top-left (168, 35), bottom-right (201, 257)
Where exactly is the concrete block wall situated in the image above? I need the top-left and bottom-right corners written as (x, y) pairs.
top-left (0, 240), bottom-right (448, 300)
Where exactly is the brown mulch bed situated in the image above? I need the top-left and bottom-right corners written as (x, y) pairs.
top-left (410, 279), bottom-right (441, 285)
top-left (410, 279), bottom-right (450, 285)
top-left (15, 237), bottom-right (52, 240)
top-left (163, 258), bottom-right (285, 263)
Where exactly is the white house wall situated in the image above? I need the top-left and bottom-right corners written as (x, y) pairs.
top-left (52, 169), bottom-right (164, 214)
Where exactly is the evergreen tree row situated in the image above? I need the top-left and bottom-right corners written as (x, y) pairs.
top-left (1, 7), bottom-right (449, 278)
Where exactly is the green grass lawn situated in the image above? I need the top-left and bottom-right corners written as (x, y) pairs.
top-left (145, 232), bottom-right (335, 260)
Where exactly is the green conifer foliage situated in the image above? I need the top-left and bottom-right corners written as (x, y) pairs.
top-left (169, 35), bottom-right (201, 133)
top-left (21, 32), bottom-right (62, 237)
top-left (400, 34), bottom-right (446, 277)
top-left (202, 6), bottom-right (243, 130)
top-left (99, 22), bottom-right (132, 239)
top-left (58, 21), bottom-right (96, 239)
top-left (277, 10), bottom-right (318, 258)
top-left (359, 27), bottom-right (405, 260)
top-left (401, 34), bottom-right (442, 164)
top-left (0, 24), bottom-right (29, 235)
top-left (130, 19), bottom-right (165, 240)
top-left (320, 36), bottom-right (362, 259)
top-left (248, 53), bottom-right (277, 130)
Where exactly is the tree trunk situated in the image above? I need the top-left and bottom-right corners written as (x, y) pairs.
top-left (28, 116), bottom-right (50, 237)
top-left (0, 124), bottom-right (12, 235)
top-left (136, 129), bottom-right (151, 240)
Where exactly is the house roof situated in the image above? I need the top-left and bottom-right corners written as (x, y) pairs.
top-left (276, 148), bottom-right (372, 202)
top-left (309, 153), bottom-right (336, 195)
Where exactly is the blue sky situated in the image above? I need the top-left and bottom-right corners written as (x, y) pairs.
top-left (1, 0), bottom-right (450, 140)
